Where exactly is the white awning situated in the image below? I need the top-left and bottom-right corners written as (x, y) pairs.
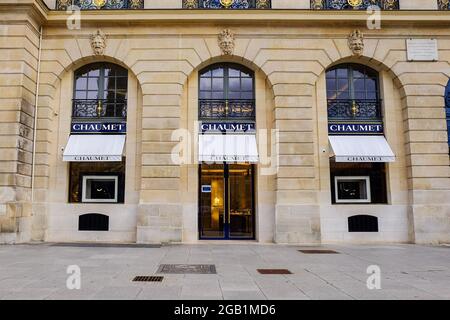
top-left (199, 134), bottom-right (258, 163)
top-left (329, 136), bottom-right (395, 163)
top-left (63, 135), bottom-right (126, 162)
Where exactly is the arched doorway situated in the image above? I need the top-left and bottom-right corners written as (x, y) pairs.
top-left (198, 63), bottom-right (256, 240)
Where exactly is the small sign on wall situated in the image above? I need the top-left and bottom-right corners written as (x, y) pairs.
top-left (201, 185), bottom-right (212, 193)
top-left (406, 39), bottom-right (438, 62)
top-left (71, 122), bottom-right (127, 134)
top-left (328, 123), bottom-right (384, 135)
top-left (200, 122), bottom-right (256, 133)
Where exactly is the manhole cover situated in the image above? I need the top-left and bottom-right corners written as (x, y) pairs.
top-left (132, 276), bottom-right (164, 282)
top-left (157, 264), bottom-right (216, 274)
top-left (299, 249), bottom-right (339, 254)
top-left (257, 269), bottom-right (292, 275)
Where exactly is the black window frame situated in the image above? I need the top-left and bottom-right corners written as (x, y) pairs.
top-left (73, 62), bottom-right (128, 119)
top-left (326, 63), bottom-right (383, 123)
top-left (326, 63), bottom-right (380, 101)
top-left (198, 63), bottom-right (255, 121)
top-left (334, 176), bottom-right (371, 203)
top-left (199, 63), bottom-right (255, 101)
top-left (329, 161), bottom-right (388, 205)
top-left (74, 62), bottom-right (128, 101)
top-left (78, 172), bottom-right (125, 204)
top-left (68, 161), bottom-right (126, 204)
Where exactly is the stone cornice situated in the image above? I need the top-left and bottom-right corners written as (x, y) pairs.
top-left (2, 1), bottom-right (450, 28)
top-left (43, 9), bottom-right (450, 27)
top-left (0, 1), bottom-right (49, 29)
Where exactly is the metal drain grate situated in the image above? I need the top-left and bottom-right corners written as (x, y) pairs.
top-left (132, 276), bottom-right (164, 282)
top-left (157, 264), bottom-right (216, 274)
top-left (257, 269), bottom-right (292, 275)
top-left (299, 249), bottom-right (339, 254)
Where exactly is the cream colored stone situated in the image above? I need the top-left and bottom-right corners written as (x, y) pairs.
top-left (1, 1), bottom-right (450, 245)
top-left (400, 0), bottom-right (438, 10)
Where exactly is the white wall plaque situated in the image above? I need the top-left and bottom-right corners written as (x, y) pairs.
top-left (407, 39), bottom-right (438, 62)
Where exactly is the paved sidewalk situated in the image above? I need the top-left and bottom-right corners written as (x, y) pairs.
top-left (0, 243), bottom-right (449, 300)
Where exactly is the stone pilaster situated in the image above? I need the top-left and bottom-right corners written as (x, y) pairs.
top-left (137, 80), bottom-right (184, 244)
top-left (400, 72), bottom-right (450, 244)
top-left (0, 0), bottom-right (46, 243)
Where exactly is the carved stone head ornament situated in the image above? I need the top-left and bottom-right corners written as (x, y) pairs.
top-left (348, 29), bottom-right (364, 56)
top-left (218, 29), bottom-right (235, 56)
top-left (90, 30), bottom-right (107, 55)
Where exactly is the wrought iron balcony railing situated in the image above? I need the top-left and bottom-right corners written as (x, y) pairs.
top-left (327, 99), bottom-right (382, 121)
top-left (311, 0), bottom-right (399, 10)
top-left (199, 99), bottom-right (255, 120)
top-left (72, 99), bottom-right (127, 119)
top-left (183, 0), bottom-right (271, 9)
top-left (56, 0), bottom-right (144, 10)
top-left (438, 0), bottom-right (450, 10)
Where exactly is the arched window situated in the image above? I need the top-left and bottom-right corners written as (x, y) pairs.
top-left (326, 64), bottom-right (388, 205)
top-left (199, 63), bottom-right (255, 120)
top-left (446, 80), bottom-right (450, 151)
top-left (326, 64), bottom-right (381, 121)
top-left (68, 63), bottom-right (128, 205)
top-left (73, 63), bottom-right (128, 119)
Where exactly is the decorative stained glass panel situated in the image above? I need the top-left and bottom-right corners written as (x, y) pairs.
top-left (438, 0), bottom-right (450, 10)
top-left (183, 0), bottom-right (271, 9)
top-left (56, 0), bottom-right (144, 10)
top-left (311, 0), bottom-right (399, 10)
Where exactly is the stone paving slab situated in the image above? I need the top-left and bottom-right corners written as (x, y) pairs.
top-left (137, 286), bottom-right (183, 300)
top-left (0, 243), bottom-right (449, 300)
top-left (222, 290), bottom-right (267, 300)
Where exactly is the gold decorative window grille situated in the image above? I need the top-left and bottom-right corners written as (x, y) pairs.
top-left (56, 0), bottom-right (144, 10)
top-left (183, 0), bottom-right (271, 9)
top-left (438, 0), bottom-right (450, 10)
top-left (311, 0), bottom-right (399, 10)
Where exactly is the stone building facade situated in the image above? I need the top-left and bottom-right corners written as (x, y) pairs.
top-left (0, 0), bottom-right (449, 245)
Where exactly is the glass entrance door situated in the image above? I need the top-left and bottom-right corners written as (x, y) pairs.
top-left (199, 164), bottom-right (225, 238)
top-left (228, 164), bottom-right (254, 238)
top-left (199, 163), bottom-right (255, 240)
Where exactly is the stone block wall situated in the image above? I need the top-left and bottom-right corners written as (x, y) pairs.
top-left (0, 1), bottom-right (44, 242)
top-left (0, 2), bottom-right (449, 244)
